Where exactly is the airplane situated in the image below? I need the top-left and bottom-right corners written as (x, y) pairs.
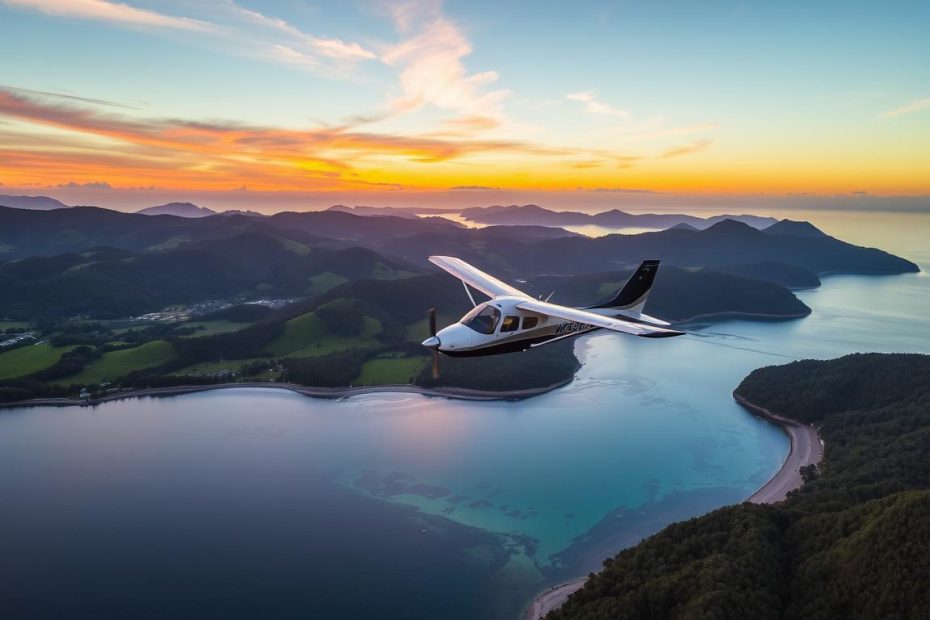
top-left (421, 256), bottom-right (684, 376)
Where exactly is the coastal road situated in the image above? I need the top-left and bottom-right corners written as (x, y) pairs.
top-left (525, 581), bottom-right (586, 620)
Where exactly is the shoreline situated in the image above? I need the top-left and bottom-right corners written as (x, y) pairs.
top-left (733, 393), bottom-right (824, 504)
top-left (0, 378), bottom-right (573, 410)
top-left (523, 393), bottom-right (824, 620)
top-left (675, 309), bottom-right (811, 324)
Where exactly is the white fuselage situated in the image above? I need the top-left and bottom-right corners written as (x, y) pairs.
top-left (434, 297), bottom-right (602, 356)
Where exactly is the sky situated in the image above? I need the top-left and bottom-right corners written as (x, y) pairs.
top-left (0, 0), bottom-right (928, 212)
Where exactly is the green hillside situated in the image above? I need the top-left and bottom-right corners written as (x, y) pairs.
top-left (551, 353), bottom-right (930, 620)
top-left (181, 320), bottom-right (253, 337)
top-left (0, 343), bottom-right (78, 379)
top-left (354, 355), bottom-right (426, 385)
top-left (56, 340), bottom-right (176, 385)
top-left (265, 305), bottom-right (382, 358)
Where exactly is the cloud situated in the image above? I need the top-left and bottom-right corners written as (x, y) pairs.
top-left (0, 84), bottom-right (141, 110)
top-left (450, 185), bottom-right (499, 190)
top-left (3, 0), bottom-right (375, 74)
top-left (658, 139), bottom-right (712, 159)
top-left (223, 2), bottom-right (375, 63)
top-left (382, 0), bottom-right (443, 33)
top-left (381, 4), bottom-right (510, 120)
top-left (0, 86), bottom-right (562, 190)
top-left (2, 0), bottom-right (214, 32)
top-left (881, 97), bottom-right (930, 118)
top-left (57, 180), bottom-right (111, 189)
top-left (439, 115), bottom-right (500, 133)
top-left (566, 91), bottom-right (628, 118)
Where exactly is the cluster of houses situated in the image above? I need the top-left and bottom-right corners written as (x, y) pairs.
top-left (0, 332), bottom-right (36, 349)
top-left (131, 298), bottom-right (298, 324)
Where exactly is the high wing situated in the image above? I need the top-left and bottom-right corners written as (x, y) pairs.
top-left (516, 299), bottom-right (685, 338)
top-left (428, 256), bottom-right (530, 299)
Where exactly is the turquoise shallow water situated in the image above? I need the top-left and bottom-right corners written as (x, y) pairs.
top-left (1, 213), bottom-right (928, 619)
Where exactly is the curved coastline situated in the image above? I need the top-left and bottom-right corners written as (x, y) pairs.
top-left (734, 393), bottom-right (824, 504)
top-left (523, 393), bottom-right (824, 620)
top-left (0, 378), bottom-right (573, 410)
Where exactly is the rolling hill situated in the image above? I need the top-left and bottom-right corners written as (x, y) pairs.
top-left (0, 233), bottom-right (419, 318)
top-left (136, 202), bottom-right (218, 217)
top-left (459, 204), bottom-right (778, 230)
top-left (0, 194), bottom-right (70, 210)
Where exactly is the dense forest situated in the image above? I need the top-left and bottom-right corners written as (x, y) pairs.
top-left (550, 353), bottom-right (930, 620)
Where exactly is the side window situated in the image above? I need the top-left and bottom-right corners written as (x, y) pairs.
top-left (500, 315), bottom-right (520, 333)
top-left (521, 316), bottom-right (538, 330)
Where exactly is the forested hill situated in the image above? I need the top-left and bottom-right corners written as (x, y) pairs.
top-left (0, 206), bottom-right (918, 278)
top-left (550, 353), bottom-right (930, 620)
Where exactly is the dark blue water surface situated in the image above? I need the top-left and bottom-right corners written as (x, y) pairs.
top-left (1, 212), bottom-right (928, 619)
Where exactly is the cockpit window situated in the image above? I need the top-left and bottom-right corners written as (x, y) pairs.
top-left (461, 304), bottom-right (501, 335)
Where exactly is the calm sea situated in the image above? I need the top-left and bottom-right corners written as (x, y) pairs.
top-left (0, 211), bottom-right (927, 619)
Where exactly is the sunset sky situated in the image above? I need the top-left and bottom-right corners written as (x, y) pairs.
top-left (1, 0), bottom-right (928, 211)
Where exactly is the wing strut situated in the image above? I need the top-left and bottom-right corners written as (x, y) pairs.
top-left (462, 281), bottom-right (477, 307)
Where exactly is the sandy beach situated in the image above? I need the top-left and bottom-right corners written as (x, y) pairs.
top-left (734, 393), bottom-right (824, 504)
top-left (523, 393), bottom-right (824, 619)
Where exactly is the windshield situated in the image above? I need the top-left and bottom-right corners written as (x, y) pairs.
top-left (460, 303), bottom-right (501, 335)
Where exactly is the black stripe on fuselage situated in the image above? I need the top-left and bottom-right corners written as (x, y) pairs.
top-left (440, 328), bottom-right (599, 357)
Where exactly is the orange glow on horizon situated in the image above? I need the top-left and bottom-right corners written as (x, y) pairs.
top-left (2, 87), bottom-right (929, 198)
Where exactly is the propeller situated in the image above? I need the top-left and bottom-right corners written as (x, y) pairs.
top-left (428, 307), bottom-right (439, 379)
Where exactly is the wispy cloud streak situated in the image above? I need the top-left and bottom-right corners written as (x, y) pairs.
top-left (2, 0), bottom-right (376, 72)
top-left (881, 97), bottom-right (930, 118)
top-left (2, 0), bottom-right (214, 31)
top-left (658, 139), bottom-right (712, 158)
top-left (566, 91), bottom-right (629, 118)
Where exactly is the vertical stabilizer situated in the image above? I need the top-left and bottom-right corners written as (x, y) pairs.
top-left (588, 260), bottom-right (660, 313)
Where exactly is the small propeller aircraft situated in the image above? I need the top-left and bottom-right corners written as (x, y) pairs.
top-left (422, 256), bottom-right (684, 377)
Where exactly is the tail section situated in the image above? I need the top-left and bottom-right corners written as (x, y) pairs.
top-left (589, 260), bottom-right (660, 313)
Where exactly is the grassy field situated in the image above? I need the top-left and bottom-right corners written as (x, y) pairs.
top-left (0, 343), bottom-right (78, 379)
top-left (56, 340), bottom-right (176, 385)
top-left (372, 262), bottom-right (418, 280)
top-left (181, 320), bottom-right (252, 337)
top-left (354, 355), bottom-right (426, 385)
top-left (265, 311), bottom-right (382, 358)
top-left (146, 234), bottom-right (190, 251)
top-left (304, 272), bottom-right (348, 296)
top-left (172, 357), bottom-right (272, 377)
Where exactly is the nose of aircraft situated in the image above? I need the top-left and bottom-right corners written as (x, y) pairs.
top-left (421, 336), bottom-right (440, 349)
